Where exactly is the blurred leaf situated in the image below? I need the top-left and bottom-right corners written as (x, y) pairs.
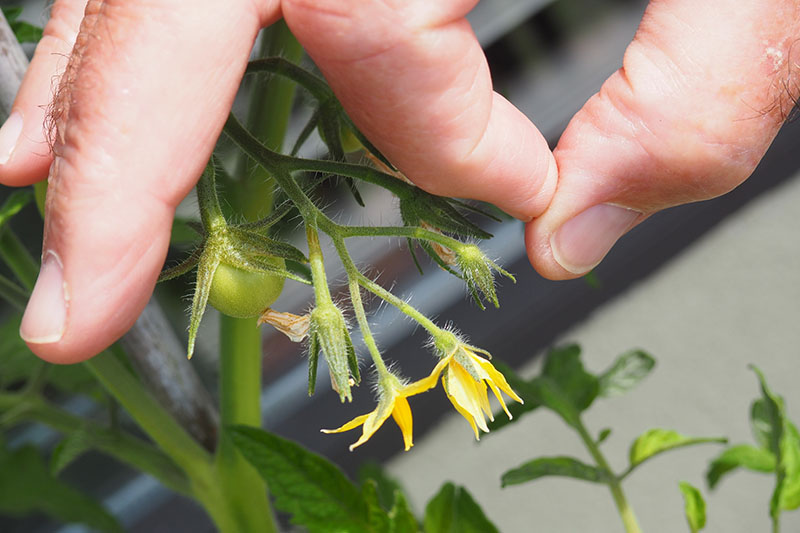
top-left (501, 456), bottom-right (608, 488)
top-left (749, 366), bottom-right (800, 515)
top-left (679, 481), bottom-right (706, 532)
top-left (0, 444), bottom-right (122, 532)
top-left (597, 349), bottom-right (656, 398)
top-left (424, 482), bottom-right (499, 533)
top-left (597, 428), bottom-right (612, 445)
top-left (358, 461), bottom-right (406, 513)
top-left (627, 429), bottom-right (727, 476)
top-left (230, 425), bottom-right (386, 532)
top-left (0, 189), bottom-right (32, 228)
top-left (778, 421), bottom-right (800, 510)
top-left (530, 376), bottom-right (582, 428)
top-left (1, 7), bottom-right (42, 43)
top-left (706, 444), bottom-right (776, 489)
top-left (752, 398), bottom-right (776, 451)
top-left (169, 217), bottom-right (203, 245)
top-left (540, 344), bottom-right (599, 413)
top-left (362, 480), bottom-right (391, 532)
top-left (0, 313), bottom-right (98, 396)
top-left (389, 490), bottom-right (419, 533)
top-left (583, 270), bottom-right (601, 289)
top-left (50, 430), bottom-right (92, 476)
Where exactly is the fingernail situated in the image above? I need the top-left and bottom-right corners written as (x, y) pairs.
top-left (0, 111), bottom-right (23, 165)
top-left (551, 204), bottom-right (640, 274)
top-left (20, 251), bottom-right (68, 344)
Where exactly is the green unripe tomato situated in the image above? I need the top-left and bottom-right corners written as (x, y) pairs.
top-left (207, 257), bottom-right (285, 318)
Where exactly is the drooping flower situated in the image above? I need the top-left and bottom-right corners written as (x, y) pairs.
top-left (429, 334), bottom-right (523, 439)
top-left (322, 372), bottom-right (438, 451)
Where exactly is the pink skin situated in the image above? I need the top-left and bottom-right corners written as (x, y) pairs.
top-left (0, 0), bottom-right (796, 363)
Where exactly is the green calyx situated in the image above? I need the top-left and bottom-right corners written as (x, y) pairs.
top-left (158, 161), bottom-right (309, 359)
top-left (308, 302), bottom-right (360, 402)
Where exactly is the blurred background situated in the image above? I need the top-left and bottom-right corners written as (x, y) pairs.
top-left (1, 0), bottom-right (799, 531)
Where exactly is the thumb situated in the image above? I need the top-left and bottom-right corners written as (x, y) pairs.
top-left (19, 0), bottom-right (271, 363)
top-left (526, 0), bottom-right (798, 279)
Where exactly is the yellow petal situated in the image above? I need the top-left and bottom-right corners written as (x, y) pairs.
top-left (349, 405), bottom-right (393, 451)
top-left (477, 358), bottom-right (524, 404)
top-left (445, 365), bottom-right (490, 433)
top-left (321, 413), bottom-right (371, 434)
top-left (391, 396), bottom-right (414, 451)
top-left (445, 389), bottom-right (481, 440)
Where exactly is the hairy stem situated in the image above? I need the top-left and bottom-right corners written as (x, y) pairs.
top-left (331, 236), bottom-right (389, 377)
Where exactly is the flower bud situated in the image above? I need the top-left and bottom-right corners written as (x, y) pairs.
top-left (455, 244), bottom-right (514, 308)
top-left (309, 302), bottom-right (360, 402)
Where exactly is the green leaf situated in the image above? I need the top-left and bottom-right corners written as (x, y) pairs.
top-left (597, 428), bottom-right (612, 445)
top-left (389, 491), bottom-right (420, 533)
top-left (0, 444), bottom-right (123, 532)
top-left (751, 398), bottom-right (776, 451)
top-left (706, 444), bottom-right (776, 489)
top-left (0, 189), bottom-right (32, 229)
top-left (501, 456), bottom-right (608, 488)
top-left (1, 7), bottom-right (43, 43)
top-left (749, 366), bottom-right (800, 516)
top-left (230, 425), bottom-right (381, 532)
top-left (530, 376), bottom-right (582, 427)
top-left (358, 461), bottom-right (406, 512)
top-left (362, 480), bottom-right (391, 532)
top-left (626, 429), bottom-right (727, 476)
top-left (423, 482), bottom-right (499, 533)
top-left (597, 349), bottom-right (656, 397)
top-left (778, 421), bottom-right (800, 510)
top-left (0, 313), bottom-right (99, 397)
top-left (2, 6), bottom-right (22, 22)
top-left (679, 481), bottom-right (706, 532)
top-left (540, 344), bottom-right (599, 414)
top-left (50, 430), bottom-right (92, 476)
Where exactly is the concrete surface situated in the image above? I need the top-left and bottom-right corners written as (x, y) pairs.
top-left (388, 171), bottom-right (800, 532)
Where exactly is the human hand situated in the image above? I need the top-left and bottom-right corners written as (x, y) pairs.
top-left (0, 0), bottom-right (795, 363)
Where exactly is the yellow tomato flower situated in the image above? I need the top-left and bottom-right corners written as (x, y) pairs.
top-left (429, 338), bottom-right (523, 439)
top-left (322, 372), bottom-right (438, 451)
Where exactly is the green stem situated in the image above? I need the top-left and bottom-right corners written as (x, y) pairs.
top-left (306, 224), bottom-right (333, 303)
top-left (84, 352), bottom-right (211, 474)
top-left (338, 224), bottom-right (464, 250)
top-left (197, 163), bottom-right (226, 232)
top-left (234, 23), bottom-right (303, 221)
top-left (84, 352), bottom-right (245, 531)
top-left (575, 418), bottom-right (642, 533)
top-left (0, 226), bottom-right (38, 289)
top-left (0, 271), bottom-right (28, 310)
top-left (331, 236), bottom-right (389, 376)
top-left (216, 315), bottom-right (277, 533)
top-left (0, 391), bottom-right (189, 495)
top-left (246, 57), bottom-right (330, 101)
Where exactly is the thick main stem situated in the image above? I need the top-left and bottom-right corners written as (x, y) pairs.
top-left (575, 418), bottom-right (642, 533)
top-left (216, 315), bottom-right (277, 533)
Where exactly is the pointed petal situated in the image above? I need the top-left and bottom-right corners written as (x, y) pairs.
top-left (476, 358), bottom-right (524, 404)
top-left (321, 412), bottom-right (371, 434)
top-left (349, 398), bottom-right (395, 450)
top-left (391, 396), bottom-right (414, 451)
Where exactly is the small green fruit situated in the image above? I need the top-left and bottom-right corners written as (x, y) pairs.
top-left (207, 258), bottom-right (285, 318)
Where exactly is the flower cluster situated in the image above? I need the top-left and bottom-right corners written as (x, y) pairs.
top-left (323, 333), bottom-right (522, 451)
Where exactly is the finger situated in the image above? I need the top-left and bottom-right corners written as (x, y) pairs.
top-left (525, 0), bottom-right (799, 279)
top-left (20, 0), bottom-right (280, 363)
top-left (0, 0), bottom-right (88, 184)
top-left (282, 0), bottom-right (557, 221)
